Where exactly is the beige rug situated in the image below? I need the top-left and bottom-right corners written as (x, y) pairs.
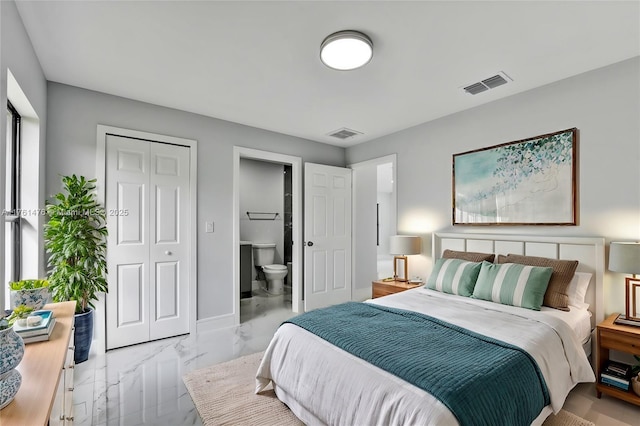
top-left (183, 351), bottom-right (594, 426)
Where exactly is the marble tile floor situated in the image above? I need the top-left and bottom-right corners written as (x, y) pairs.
top-left (74, 294), bottom-right (639, 426)
top-left (74, 293), bottom-right (294, 426)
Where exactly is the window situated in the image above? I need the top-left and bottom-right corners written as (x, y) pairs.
top-left (5, 101), bottom-right (21, 287)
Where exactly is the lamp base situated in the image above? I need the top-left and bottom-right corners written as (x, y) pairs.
top-left (614, 314), bottom-right (640, 327)
top-left (393, 256), bottom-right (408, 282)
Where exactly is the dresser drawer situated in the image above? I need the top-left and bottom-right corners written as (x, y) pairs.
top-left (372, 285), bottom-right (399, 298)
top-left (599, 329), bottom-right (640, 355)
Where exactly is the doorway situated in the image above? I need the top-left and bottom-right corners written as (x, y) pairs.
top-left (232, 147), bottom-right (302, 325)
top-left (350, 154), bottom-right (397, 301)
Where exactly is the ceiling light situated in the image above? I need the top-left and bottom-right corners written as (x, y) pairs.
top-left (320, 30), bottom-right (373, 71)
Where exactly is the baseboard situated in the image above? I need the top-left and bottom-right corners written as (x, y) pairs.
top-left (196, 313), bottom-right (235, 333)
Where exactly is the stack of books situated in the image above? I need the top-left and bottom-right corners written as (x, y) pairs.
top-left (600, 360), bottom-right (632, 391)
top-left (13, 310), bottom-right (56, 344)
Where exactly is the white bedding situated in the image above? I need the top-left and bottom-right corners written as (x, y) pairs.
top-left (256, 288), bottom-right (595, 425)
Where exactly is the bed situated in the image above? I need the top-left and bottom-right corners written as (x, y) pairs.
top-left (256, 233), bottom-right (605, 425)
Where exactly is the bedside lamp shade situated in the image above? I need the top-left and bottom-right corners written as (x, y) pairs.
top-left (609, 242), bottom-right (640, 275)
top-left (609, 242), bottom-right (640, 324)
top-left (389, 235), bottom-right (422, 282)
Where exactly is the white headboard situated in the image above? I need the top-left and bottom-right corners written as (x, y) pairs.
top-left (433, 232), bottom-right (605, 327)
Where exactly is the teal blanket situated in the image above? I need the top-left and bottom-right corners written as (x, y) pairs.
top-left (285, 302), bottom-right (550, 426)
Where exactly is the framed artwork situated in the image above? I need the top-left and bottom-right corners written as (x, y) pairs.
top-left (452, 128), bottom-right (577, 225)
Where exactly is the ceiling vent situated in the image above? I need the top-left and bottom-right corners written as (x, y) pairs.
top-left (462, 71), bottom-right (512, 95)
top-left (327, 127), bottom-right (363, 140)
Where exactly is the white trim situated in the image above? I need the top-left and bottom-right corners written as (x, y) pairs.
top-left (196, 313), bottom-right (235, 333)
top-left (232, 147), bottom-right (303, 325)
top-left (96, 125), bottom-right (198, 353)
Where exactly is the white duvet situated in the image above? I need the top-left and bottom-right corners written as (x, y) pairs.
top-left (256, 288), bottom-right (595, 425)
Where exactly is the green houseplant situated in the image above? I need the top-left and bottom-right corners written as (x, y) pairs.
top-left (44, 175), bottom-right (108, 363)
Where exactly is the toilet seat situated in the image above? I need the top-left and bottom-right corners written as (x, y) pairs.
top-left (263, 264), bottom-right (287, 271)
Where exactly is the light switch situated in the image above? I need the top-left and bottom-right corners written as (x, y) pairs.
top-left (205, 221), bottom-right (214, 233)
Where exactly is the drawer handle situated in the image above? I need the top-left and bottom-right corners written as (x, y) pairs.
top-left (67, 387), bottom-right (74, 392)
top-left (66, 415), bottom-right (75, 421)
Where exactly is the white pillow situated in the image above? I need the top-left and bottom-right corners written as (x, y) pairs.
top-left (567, 272), bottom-right (592, 309)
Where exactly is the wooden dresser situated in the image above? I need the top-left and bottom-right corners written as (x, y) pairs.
top-left (0, 301), bottom-right (76, 425)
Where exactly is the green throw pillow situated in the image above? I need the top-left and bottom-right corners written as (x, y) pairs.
top-left (472, 261), bottom-right (553, 310)
top-left (426, 258), bottom-right (482, 297)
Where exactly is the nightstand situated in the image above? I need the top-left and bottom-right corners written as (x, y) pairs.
top-left (372, 279), bottom-right (422, 299)
top-left (596, 313), bottom-right (640, 406)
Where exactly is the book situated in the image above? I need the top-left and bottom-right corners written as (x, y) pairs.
top-left (601, 375), bottom-right (630, 391)
top-left (18, 318), bottom-right (56, 343)
top-left (604, 361), bottom-right (632, 379)
top-left (13, 310), bottom-right (54, 335)
top-left (601, 372), bottom-right (630, 386)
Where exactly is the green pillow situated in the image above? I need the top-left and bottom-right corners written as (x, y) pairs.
top-left (426, 258), bottom-right (482, 297)
top-left (472, 261), bottom-right (553, 310)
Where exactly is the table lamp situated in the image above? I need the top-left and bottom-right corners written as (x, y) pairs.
top-left (609, 242), bottom-right (640, 324)
top-left (389, 235), bottom-right (422, 282)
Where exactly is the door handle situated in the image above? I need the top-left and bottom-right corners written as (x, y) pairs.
top-left (306, 241), bottom-right (314, 247)
top-left (165, 251), bottom-right (172, 255)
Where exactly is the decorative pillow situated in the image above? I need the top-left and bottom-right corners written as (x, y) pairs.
top-left (443, 249), bottom-right (495, 263)
top-left (472, 261), bottom-right (553, 311)
top-left (567, 272), bottom-right (592, 310)
top-left (426, 258), bottom-right (482, 297)
top-left (500, 254), bottom-right (579, 312)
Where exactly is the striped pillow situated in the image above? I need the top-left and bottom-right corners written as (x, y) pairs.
top-left (473, 261), bottom-right (553, 310)
top-left (426, 258), bottom-right (482, 297)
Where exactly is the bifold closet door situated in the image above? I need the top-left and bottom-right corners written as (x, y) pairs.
top-left (106, 135), bottom-right (190, 350)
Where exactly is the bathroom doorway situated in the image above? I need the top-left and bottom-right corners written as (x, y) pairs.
top-left (232, 147), bottom-right (302, 325)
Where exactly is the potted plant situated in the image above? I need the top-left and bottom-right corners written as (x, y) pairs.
top-left (6, 305), bottom-right (35, 327)
top-left (44, 175), bottom-right (108, 363)
top-left (9, 279), bottom-right (51, 310)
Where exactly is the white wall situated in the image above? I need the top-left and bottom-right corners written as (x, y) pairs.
top-left (346, 57), bottom-right (640, 316)
top-left (46, 82), bottom-right (345, 322)
top-left (239, 158), bottom-right (285, 274)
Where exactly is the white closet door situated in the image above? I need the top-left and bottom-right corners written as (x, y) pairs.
top-left (106, 135), bottom-right (190, 350)
top-left (149, 142), bottom-right (190, 341)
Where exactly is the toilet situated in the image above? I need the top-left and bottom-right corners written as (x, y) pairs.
top-left (252, 243), bottom-right (287, 295)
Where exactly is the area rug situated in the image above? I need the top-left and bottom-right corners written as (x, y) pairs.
top-left (183, 351), bottom-right (594, 426)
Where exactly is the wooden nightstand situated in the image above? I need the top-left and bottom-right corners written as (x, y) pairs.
top-left (372, 279), bottom-right (422, 299)
top-left (596, 313), bottom-right (640, 406)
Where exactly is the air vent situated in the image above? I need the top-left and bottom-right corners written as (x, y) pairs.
top-left (327, 128), bottom-right (363, 140)
top-left (462, 71), bottom-right (512, 95)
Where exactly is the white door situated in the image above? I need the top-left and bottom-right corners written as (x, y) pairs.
top-left (106, 135), bottom-right (190, 350)
top-left (304, 163), bottom-right (352, 311)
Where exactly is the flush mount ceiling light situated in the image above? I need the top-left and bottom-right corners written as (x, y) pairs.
top-left (320, 30), bottom-right (373, 71)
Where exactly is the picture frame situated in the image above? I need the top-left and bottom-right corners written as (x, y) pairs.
top-left (625, 277), bottom-right (640, 323)
top-left (452, 128), bottom-right (577, 225)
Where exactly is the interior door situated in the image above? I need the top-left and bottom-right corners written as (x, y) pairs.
top-left (304, 163), bottom-right (352, 311)
top-left (106, 135), bottom-right (190, 349)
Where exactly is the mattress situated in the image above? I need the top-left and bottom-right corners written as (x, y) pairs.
top-left (256, 287), bottom-right (596, 425)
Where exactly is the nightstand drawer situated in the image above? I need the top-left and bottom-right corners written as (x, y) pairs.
top-left (372, 285), bottom-right (399, 298)
top-left (599, 329), bottom-right (640, 355)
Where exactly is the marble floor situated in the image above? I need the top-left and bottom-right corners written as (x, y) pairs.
top-left (74, 295), bottom-right (639, 426)
top-left (74, 293), bottom-right (294, 425)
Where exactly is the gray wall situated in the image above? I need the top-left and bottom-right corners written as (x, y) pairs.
top-left (46, 82), bottom-right (345, 321)
top-left (0, 0), bottom-right (48, 288)
top-left (346, 57), bottom-right (640, 315)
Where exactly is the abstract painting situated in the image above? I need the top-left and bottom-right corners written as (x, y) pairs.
top-left (453, 128), bottom-right (577, 225)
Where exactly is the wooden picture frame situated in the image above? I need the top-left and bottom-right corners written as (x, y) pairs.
top-left (452, 128), bottom-right (577, 225)
top-left (625, 277), bottom-right (640, 322)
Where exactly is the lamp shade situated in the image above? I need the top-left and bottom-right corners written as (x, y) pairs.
top-left (609, 242), bottom-right (640, 274)
top-left (389, 235), bottom-right (422, 256)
